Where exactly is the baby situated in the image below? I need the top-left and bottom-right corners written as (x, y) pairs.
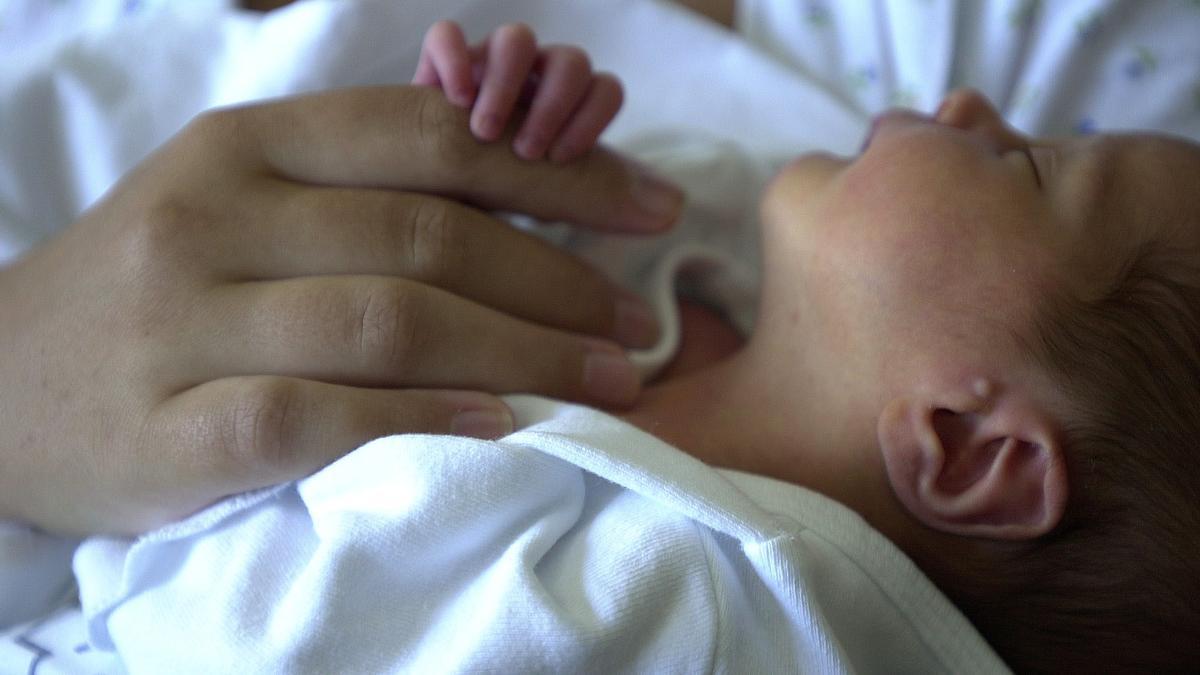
top-left (416, 20), bottom-right (1200, 674)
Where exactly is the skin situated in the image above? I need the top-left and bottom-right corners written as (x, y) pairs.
top-left (413, 19), bottom-right (748, 381)
top-left (411, 13), bottom-right (748, 380)
top-left (623, 89), bottom-right (1200, 552)
top-left (401, 22), bottom-right (1200, 546)
top-left (0, 86), bottom-right (684, 536)
top-left (414, 21), bottom-right (624, 163)
top-left (669, 0), bottom-right (736, 28)
top-left (241, 0), bottom-right (294, 10)
top-left (414, 19), bottom-right (746, 383)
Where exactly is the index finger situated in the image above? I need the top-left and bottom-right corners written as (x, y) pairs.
top-left (412, 20), bottom-right (476, 107)
top-left (230, 86), bottom-right (684, 233)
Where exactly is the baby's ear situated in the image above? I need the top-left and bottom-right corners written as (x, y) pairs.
top-left (876, 382), bottom-right (1068, 540)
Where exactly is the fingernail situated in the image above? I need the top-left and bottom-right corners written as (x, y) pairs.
top-left (473, 112), bottom-right (503, 140)
top-left (454, 85), bottom-right (476, 108)
top-left (631, 164), bottom-right (684, 221)
top-left (583, 341), bottom-right (641, 405)
top-left (614, 295), bottom-right (659, 348)
top-left (451, 408), bottom-right (514, 439)
top-left (513, 133), bottom-right (544, 160)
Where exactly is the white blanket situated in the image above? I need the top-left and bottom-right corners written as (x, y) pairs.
top-left (2, 0), bottom-right (1200, 672)
top-left (72, 394), bottom-right (1005, 673)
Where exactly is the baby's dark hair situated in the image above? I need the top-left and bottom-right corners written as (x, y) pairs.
top-left (919, 242), bottom-right (1200, 673)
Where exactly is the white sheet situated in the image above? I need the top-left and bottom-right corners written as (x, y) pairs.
top-left (737, 0), bottom-right (1200, 138)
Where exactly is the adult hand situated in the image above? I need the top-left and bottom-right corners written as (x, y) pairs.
top-left (0, 86), bottom-right (682, 536)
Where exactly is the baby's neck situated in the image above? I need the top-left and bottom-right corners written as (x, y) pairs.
top-left (620, 304), bottom-right (902, 540)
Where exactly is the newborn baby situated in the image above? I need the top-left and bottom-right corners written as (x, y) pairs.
top-left (418, 20), bottom-right (1200, 673)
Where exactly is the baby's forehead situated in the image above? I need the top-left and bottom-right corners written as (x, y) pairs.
top-left (1083, 133), bottom-right (1200, 248)
top-left (1044, 133), bottom-right (1200, 296)
top-left (1110, 134), bottom-right (1200, 207)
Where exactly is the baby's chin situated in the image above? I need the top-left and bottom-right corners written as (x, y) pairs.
top-left (759, 151), bottom-right (852, 228)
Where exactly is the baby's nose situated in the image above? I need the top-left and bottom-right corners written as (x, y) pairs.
top-left (934, 88), bottom-right (998, 128)
top-left (935, 88), bottom-right (1028, 152)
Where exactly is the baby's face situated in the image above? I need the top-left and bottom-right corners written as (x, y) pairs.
top-left (760, 90), bottom-right (1200, 383)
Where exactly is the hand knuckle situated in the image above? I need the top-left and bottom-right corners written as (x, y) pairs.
top-left (137, 196), bottom-right (202, 247)
top-left (120, 194), bottom-right (209, 283)
top-left (185, 106), bottom-right (250, 151)
top-left (184, 108), bottom-right (228, 144)
top-left (412, 88), bottom-right (477, 176)
top-left (216, 378), bottom-right (300, 472)
top-left (355, 284), bottom-right (420, 371)
top-left (403, 198), bottom-right (465, 283)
